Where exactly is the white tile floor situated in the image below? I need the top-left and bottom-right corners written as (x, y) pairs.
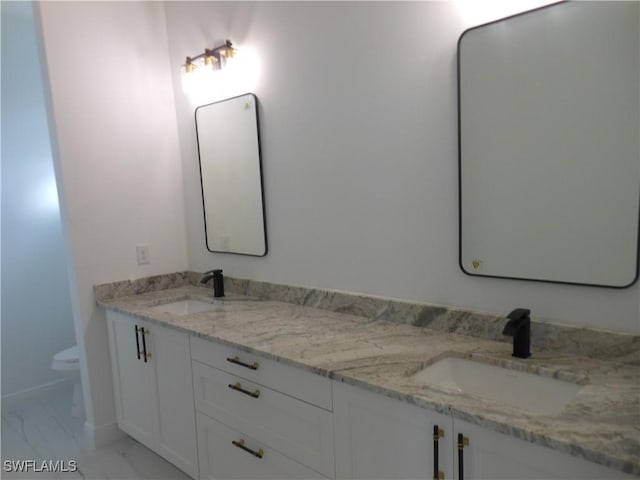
top-left (1, 383), bottom-right (190, 479)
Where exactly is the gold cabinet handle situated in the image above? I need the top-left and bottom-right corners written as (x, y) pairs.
top-left (232, 439), bottom-right (264, 459)
top-left (226, 355), bottom-right (259, 370)
top-left (135, 325), bottom-right (151, 362)
top-left (140, 327), bottom-right (150, 362)
top-left (228, 382), bottom-right (260, 399)
top-left (135, 325), bottom-right (142, 360)
top-left (458, 433), bottom-right (469, 480)
top-left (433, 425), bottom-right (445, 480)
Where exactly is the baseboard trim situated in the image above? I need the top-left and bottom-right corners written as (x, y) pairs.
top-left (1, 379), bottom-right (69, 409)
top-left (84, 420), bottom-right (125, 450)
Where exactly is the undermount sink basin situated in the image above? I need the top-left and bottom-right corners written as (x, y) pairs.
top-left (152, 299), bottom-right (220, 315)
top-left (411, 357), bottom-right (582, 416)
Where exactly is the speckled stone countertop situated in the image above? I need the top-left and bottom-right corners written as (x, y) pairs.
top-left (97, 285), bottom-right (640, 475)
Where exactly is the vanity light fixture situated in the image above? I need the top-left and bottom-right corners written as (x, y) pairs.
top-left (182, 40), bottom-right (236, 75)
top-left (182, 40), bottom-right (260, 104)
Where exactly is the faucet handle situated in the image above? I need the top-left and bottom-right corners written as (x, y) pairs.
top-left (503, 308), bottom-right (530, 334)
top-left (203, 269), bottom-right (222, 276)
top-left (506, 308), bottom-right (530, 321)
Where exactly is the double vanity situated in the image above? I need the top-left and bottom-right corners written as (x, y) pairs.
top-left (96, 275), bottom-right (639, 479)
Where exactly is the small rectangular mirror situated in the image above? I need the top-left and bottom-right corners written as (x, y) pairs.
top-left (458, 1), bottom-right (639, 288)
top-left (195, 93), bottom-right (267, 256)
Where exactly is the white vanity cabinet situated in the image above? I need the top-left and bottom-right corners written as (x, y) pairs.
top-left (106, 311), bottom-right (198, 478)
top-left (333, 380), bottom-right (634, 480)
top-left (104, 307), bottom-right (633, 480)
top-left (333, 380), bottom-right (453, 480)
top-left (190, 336), bottom-right (334, 479)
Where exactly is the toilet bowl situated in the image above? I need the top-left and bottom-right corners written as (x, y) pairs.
top-left (51, 346), bottom-right (84, 418)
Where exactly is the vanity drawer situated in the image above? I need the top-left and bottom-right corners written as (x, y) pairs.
top-left (190, 336), bottom-right (332, 411)
top-left (196, 412), bottom-right (328, 480)
top-left (192, 361), bottom-right (335, 478)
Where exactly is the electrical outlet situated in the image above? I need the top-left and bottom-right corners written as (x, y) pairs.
top-left (136, 244), bottom-right (150, 265)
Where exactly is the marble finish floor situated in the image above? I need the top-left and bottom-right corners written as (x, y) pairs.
top-left (1, 383), bottom-right (190, 479)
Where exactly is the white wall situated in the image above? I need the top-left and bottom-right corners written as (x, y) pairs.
top-left (1, 1), bottom-right (76, 398)
top-left (165, 2), bottom-right (639, 333)
top-left (36, 1), bottom-right (187, 446)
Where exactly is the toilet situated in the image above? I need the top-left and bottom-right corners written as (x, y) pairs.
top-left (51, 346), bottom-right (84, 418)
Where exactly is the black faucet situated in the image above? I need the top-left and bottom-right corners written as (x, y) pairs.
top-left (502, 308), bottom-right (531, 358)
top-left (201, 269), bottom-right (224, 298)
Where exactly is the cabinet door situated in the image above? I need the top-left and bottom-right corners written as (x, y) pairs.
top-left (106, 312), bottom-right (157, 448)
top-left (453, 419), bottom-right (635, 480)
top-left (333, 381), bottom-right (453, 480)
top-left (107, 312), bottom-right (198, 478)
top-left (151, 323), bottom-right (198, 478)
top-left (196, 412), bottom-right (326, 479)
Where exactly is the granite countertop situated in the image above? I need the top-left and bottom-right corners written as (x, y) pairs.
top-left (97, 285), bottom-right (640, 475)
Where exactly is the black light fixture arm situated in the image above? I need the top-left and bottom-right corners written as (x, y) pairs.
top-left (184, 40), bottom-right (234, 70)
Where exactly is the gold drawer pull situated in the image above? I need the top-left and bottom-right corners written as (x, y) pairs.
top-left (226, 355), bottom-right (259, 370)
top-left (232, 439), bottom-right (264, 459)
top-left (228, 382), bottom-right (260, 399)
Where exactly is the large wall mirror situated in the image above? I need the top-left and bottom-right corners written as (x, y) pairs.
top-left (459, 1), bottom-right (639, 288)
top-left (196, 93), bottom-right (267, 256)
